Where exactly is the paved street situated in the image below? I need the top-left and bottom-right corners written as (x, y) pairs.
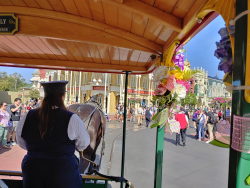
top-left (101, 119), bottom-right (229, 188)
top-left (0, 119), bottom-right (229, 188)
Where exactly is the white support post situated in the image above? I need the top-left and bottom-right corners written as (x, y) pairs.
top-left (70, 71), bottom-right (72, 103)
top-left (148, 75), bottom-right (150, 106)
top-left (78, 72), bottom-right (82, 103)
top-left (104, 73), bottom-right (107, 112)
top-left (65, 71), bottom-right (68, 103)
top-left (74, 73), bottom-right (77, 102)
top-left (138, 75), bottom-right (141, 107)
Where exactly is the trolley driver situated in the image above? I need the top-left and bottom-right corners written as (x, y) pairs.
top-left (16, 81), bottom-right (90, 188)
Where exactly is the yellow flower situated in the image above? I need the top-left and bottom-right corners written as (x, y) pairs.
top-left (165, 60), bottom-right (175, 68)
top-left (170, 70), bottom-right (183, 80)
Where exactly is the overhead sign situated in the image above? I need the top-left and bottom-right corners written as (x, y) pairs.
top-left (0, 14), bottom-right (18, 35)
top-left (93, 86), bottom-right (108, 91)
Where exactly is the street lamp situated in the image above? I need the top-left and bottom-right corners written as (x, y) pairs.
top-left (93, 77), bottom-right (102, 85)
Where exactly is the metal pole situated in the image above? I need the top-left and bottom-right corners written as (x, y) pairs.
top-left (120, 71), bottom-right (130, 188)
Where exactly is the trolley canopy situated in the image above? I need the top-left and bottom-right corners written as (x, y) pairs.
top-left (0, 0), bottom-right (214, 73)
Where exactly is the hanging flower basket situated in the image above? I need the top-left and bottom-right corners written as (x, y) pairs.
top-left (128, 98), bottom-right (141, 104)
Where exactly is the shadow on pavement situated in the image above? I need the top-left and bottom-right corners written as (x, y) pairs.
top-left (164, 137), bottom-right (176, 145)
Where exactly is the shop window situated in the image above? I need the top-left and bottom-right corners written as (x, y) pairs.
top-left (83, 73), bottom-right (88, 84)
top-left (60, 74), bottom-right (65, 81)
top-left (142, 76), bottom-right (148, 89)
top-left (117, 74), bottom-right (121, 85)
top-left (131, 75), bottom-right (136, 88)
top-left (53, 72), bottom-right (57, 81)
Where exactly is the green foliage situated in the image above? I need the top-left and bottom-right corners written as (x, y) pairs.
top-left (152, 92), bottom-right (178, 110)
top-left (182, 92), bottom-right (198, 108)
top-left (29, 89), bottom-right (40, 99)
top-left (0, 71), bottom-right (28, 91)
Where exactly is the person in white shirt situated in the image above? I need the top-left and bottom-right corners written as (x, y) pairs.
top-left (16, 81), bottom-right (90, 188)
top-left (137, 106), bottom-right (143, 126)
top-left (197, 110), bottom-right (206, 141)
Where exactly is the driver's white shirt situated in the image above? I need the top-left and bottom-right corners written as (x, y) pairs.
top-left (16, 113), bottom-right (90, 151)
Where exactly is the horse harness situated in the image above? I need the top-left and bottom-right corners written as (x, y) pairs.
top-left (73, 99), bottom-right (134, 188)
top-left (74, 98), bottom-right (105, 168)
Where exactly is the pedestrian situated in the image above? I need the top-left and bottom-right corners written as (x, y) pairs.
top-left (130, 106), bottom-right (135, 122)
top-left (137, 105), bottom-right (143, 126)
top-left (204, 106), bottom-right (208, 113)
top-left (119, 108), bottom-right (124, 122)
top-left (16, 81), bottom-right (90, 188)
top-left (7, 98), bottom-right (26, 146)
top-left (218, 110), bottom-right (222, 120)
top-left (36, 99), bottom-right (41, 108)
top-left (0, 102), bottom-right (11, 149)
top-left (152, 105), bottom-right (156, 116)
top-left (226, 107), bottom-right (231, 117)
top-left (197, 110), bottom-right (206, 141)
top-left (192, 110), bottom-right (198, 129)
top-left (205, 107), bottom-right (216, 143)
top-left (175, 107), bottom-right (189, 146)
top-left (142, 107), bottom-right (146, 120)
top-left (116, 103), bottom-right (121, 120)
top-left (145, 107), bottom-right (151, 127)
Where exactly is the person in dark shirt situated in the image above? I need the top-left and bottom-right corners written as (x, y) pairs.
top-left (145, 107), bottom-right (151, 127)
top-left (7, 98), bottom-right (26, 146)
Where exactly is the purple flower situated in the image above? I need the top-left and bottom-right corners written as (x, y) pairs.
top-left (214, 48), bottom-right (226, 58)
top-left (218, 59), bottom-right (232, 73)
top-left (218, 27), bottom-right (229, 38)
top-left (172, 53), bottom-right (185, 70)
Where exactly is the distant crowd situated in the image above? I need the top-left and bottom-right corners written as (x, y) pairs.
top-left (115, 103), bottom-right (158, 127)
top-left (0, 98), bottom-right (41, 149)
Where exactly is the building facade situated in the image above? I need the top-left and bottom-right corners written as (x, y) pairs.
top-left (193, 67), bottom-right (231, 108)
top-left (31, 69), bottom-right (155, 114)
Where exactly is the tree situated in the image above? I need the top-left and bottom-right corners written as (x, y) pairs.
top-left (182, 92), bottom-right (198, 110)
top-left (29, 89), bottom-right (40, 99)
top-left (9, 72), bottom-right (28, 91)
top-left (0, 72), bottom-right (11, 91)
top-left (0, 72), bottom-right (28, 91)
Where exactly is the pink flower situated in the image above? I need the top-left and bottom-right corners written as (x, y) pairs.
top-left (155, 83), bottom-right (167, 95)
top-left (176, 80), bottom-right (190, 94)
top-left (155, 87), bottom-right (167, 95)
top-left (190, 77), bottom-right (195, 82)
top-left (165, 75), bottom-right (176, 91)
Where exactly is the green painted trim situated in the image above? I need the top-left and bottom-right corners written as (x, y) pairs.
top-left (154, 125), bottom-right (165, 188)
top-left (229, 1), bottom-right (250, 188)
top-left (209, 139), bottom-right (230, 148)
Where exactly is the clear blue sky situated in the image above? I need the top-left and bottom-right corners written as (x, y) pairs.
top-left (184, 15), bottom-right (225, 79)
top-left (0, 15), bottom-right (225, 82)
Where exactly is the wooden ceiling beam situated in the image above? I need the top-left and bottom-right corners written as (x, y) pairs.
top-left (0, 6), bottom-right (162, 54)
top-left (115, 0), bottom-right (123, 3)
top-left (0, 57), bottom-right (147, 72)
top-left (14, 15), bottom-right (159, 54)
top-left (103, 0), bottom-right (182, 32)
